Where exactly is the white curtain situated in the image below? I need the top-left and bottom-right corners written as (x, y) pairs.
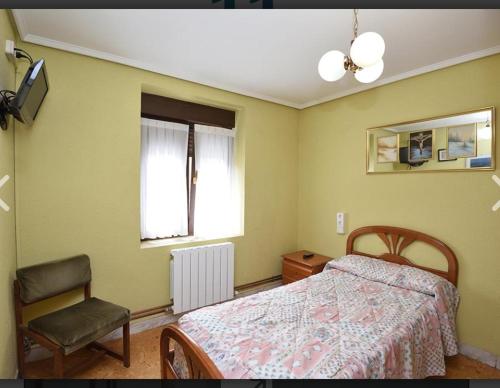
top-left (140, 118), bottom-right (189, 239)
top-left (194, 125), bottom-right (238, 238)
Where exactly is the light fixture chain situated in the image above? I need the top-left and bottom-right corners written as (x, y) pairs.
top-left (353, 9), bottom-right (359, 40)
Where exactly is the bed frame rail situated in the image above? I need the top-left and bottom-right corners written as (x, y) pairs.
top-left (160, 324), bottom-right (223, 379)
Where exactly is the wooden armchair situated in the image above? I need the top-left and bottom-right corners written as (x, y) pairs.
top-left (160, 324), bottom-right (223, 379)
top-left (14, 254), bottom-right (131, 378)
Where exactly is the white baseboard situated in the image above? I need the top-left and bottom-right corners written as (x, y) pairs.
top-left (459, 342), bottom-right (500, 369)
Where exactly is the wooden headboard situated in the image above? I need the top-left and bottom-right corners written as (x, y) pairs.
top-left (346, 226), bottom-right (458, 286)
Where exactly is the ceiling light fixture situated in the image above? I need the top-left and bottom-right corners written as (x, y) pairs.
top-left (318, 9), bottom-right (385, 84)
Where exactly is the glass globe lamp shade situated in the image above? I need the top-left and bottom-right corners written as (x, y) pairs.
top-left (318, 50), bottom-right (346, 82)
top-left (350, 32), bottom-right (385, 68)
top-left (354, 59), bottom-right (384, 83)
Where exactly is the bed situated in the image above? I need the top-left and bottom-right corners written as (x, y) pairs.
top-left (160, 225), bottom-right (459, 379)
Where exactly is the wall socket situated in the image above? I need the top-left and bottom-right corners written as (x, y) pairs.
top-left (5, 39), bottom-right (16, 63)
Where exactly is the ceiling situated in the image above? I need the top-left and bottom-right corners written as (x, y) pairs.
top-left (11, 9), bottom-right (500, 109)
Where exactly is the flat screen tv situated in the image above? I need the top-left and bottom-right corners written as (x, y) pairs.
top-left (11, 59), bottom-right (49, 126)
top-left (399, 146), bottom-right (409, 164)
top-left (399, 145), bottom-right (427, 167)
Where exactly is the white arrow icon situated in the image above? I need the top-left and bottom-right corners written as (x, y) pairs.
top-left (493, 175), bottom-right (500, 212)
top-left (0, 175), bottom-right (10, 212)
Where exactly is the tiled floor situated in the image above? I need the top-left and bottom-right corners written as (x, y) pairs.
top-left (24, 324), bottom-right (500, 379)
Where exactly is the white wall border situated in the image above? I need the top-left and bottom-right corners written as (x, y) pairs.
top-left (10, 10), bottom-right (500, 110)
top-left (22, 33), bottom-right (302, 109)
top-left (459, 342), bottom-right (500, 369)
top-left (11, 8), bottom-right (301, 109)
top-left (300, 45), bottom-right (500, 109)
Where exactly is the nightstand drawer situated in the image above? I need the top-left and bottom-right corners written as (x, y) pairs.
top-left (282, 274), bottom-right (304, 285)
top-left (281, 250), bottom-right (332, 285)
top-left (283, 260), bottom-right (312, 279)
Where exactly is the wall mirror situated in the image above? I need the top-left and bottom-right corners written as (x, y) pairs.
top-left (367, 107), bottom-right (495, 173)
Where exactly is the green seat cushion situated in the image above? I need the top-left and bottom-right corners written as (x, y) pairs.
top-left (28, 297), bottom-right (130, 355)
top-left (17, 255), bottom-right (91, 304)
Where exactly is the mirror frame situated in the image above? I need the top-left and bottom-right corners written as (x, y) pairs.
top-left (366, 106), bottom-right (496, 174)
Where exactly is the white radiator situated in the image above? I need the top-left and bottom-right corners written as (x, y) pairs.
top-left (170, 242), bottom-right (235, 314)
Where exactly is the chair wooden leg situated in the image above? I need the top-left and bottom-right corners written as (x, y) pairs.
top-left (53, 348), bottom-right (65, 378)
top-left (16, 329), bottom-right (25, 378)
top-left (123, 322), bottom-right (130, 367)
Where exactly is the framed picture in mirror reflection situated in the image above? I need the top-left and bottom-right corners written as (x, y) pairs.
top-left (447, 123), bottom-right (477, 159)
top-left (409, 130), bottom-right (434, 162)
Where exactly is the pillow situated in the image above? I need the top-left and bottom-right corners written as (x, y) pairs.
top-left (325, 254), bottom-right (455, 296)
top-left (324, 254), bottom-right (401, 283)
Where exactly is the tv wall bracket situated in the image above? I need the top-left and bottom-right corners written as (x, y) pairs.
top-left (0, 90), bottom-right (16, 130)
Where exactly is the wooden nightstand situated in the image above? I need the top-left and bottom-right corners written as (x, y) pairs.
top-left (281, 250), bottom-right (332, 284)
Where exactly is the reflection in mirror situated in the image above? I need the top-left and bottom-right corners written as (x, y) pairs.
top-left (367, 107), bottom-right (495, 173)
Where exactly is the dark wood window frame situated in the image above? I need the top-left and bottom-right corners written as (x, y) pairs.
top-left (141, 93), bottom-right (235, 241)
top-left (187, 123), bottom-right (196, 236)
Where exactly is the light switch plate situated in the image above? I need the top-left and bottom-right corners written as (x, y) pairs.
top-left (336, 212), bottom-right (345, 234)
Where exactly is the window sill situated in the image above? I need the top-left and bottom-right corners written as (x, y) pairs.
top-left (140, 233), bottom-right (243, 249)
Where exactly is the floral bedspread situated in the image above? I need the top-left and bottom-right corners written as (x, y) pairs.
top-left (174, 255), bottom-right (459, 379)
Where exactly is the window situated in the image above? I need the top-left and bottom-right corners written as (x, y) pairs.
top-left (140, 94), bottom-right (239, 241)
top-left (140, 118), bottom-right (189, 239)
top-left (193, 124), bottom-right (237, 238)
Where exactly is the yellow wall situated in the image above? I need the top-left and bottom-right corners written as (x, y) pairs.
top-left (14, 42), bottom-right (299, 318)
top-left (298, 54), bottom-right (500, 355)
top-left (0, 9), bottom-right (18, 378)
top-left (8, 30), bottom-right (499, 368)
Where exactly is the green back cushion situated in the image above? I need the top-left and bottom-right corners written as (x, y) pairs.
top-left (16, 255), bottom-right (91, 304)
